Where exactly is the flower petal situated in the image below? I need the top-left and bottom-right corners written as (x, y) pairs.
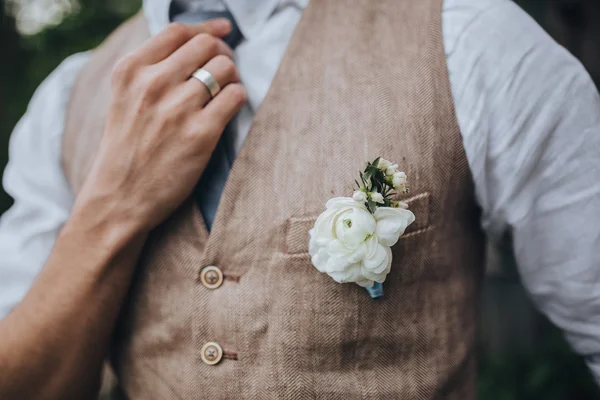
top-left (309, 232), bottom-right (330, 273)
top-left (356, 278), bottom-right (375, 288)
top-left (374, 207), bottom-right (415, 246)
top-left (325, 254), bottom-right (353, 273)
top-left (329, 263), bottom-right (362, 283)
top-left (313, 210), bottom-right (337, 244)
top-left (335, 208), bottom-right (376, 248)
top-left (327, 239), bottom-right (354, 257)
top-left (362, 245), bottom-right (392, 282)
top-left (362, 242), bottom-right (390, 274)
top-left (325, 197), bottom-right (367, 211)
top-left (347, 241), bottom-right (368, 264)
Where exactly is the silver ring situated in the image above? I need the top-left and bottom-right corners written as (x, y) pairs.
top-left (191, 68), bottom-right (220, 98)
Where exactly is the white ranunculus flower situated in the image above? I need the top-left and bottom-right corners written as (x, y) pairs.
top-left (309, 198), bottom-right (415, 287)
top-left (352, 190), bottom-right (367, 203)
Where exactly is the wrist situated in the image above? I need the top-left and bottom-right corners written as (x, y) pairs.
top-left (67, 188), bottom-right (149, 255)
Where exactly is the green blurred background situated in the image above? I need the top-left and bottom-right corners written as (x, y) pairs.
top-left (1, 0), bottom-right (599, 398)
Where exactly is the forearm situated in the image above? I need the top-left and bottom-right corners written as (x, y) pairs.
top-left (0, 196), bottom-right (146, 399)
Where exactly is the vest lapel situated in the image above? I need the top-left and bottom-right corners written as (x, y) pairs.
top-left (199, 0), bottom-right (437, 274)
top-left (195, 0), bottom-right (329, 259)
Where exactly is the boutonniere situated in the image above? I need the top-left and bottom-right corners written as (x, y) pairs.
top-left (308, 158), bottom-right (415, 299)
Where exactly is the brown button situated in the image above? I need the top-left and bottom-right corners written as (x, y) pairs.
top-left (201, 342), bottom-right (223, 365)
top-left (200, 266), bottom-right (223, 290)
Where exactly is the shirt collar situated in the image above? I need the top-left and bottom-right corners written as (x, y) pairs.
top-left (143, 0), bottom-right (170, 36)
top-left (144, 0), bottom-right (305, 38)
top-left (226, 0), bottom-right (280, 39)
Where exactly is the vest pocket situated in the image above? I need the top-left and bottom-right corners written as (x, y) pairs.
top-left (284, 216), bottom-right (318, 255)
top-left (400, 192), bottom-right (431, 235)
top-left (284, 192), bottom-right (431, 256)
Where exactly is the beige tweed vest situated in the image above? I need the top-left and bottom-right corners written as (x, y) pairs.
top-left (62, 0), bottom-right (486, 398)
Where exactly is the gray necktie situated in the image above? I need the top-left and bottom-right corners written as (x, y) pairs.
top-left (171, 3), bottom-right (243, 231)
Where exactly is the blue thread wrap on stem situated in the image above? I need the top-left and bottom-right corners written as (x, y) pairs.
top-left (366, 282), bottom-right (384, 299)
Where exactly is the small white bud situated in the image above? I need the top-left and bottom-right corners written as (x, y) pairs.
top-left (392, 200), bottom-right (409, 209)
top-left (353, 190), bottom-right (368, 203)
top-left (386, 164), bottom-right (398, 176)
top-left (370, 192), bottom-right (384, 204)
top-left (392, 171), bottom-right (407, 188)
top-left (378, 158), bottom-right (393, 171)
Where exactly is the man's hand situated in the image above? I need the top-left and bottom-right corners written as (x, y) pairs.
top-left (0, 20), bottom-right (245, 400)
top-left (76, 19), bottom-right (247, 236)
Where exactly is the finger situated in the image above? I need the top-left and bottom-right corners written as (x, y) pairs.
top-left (134, 19), bottom-right (232, 65)
top-left (200, 83), bottom-right (247, 134)
top-left (163, 34), bottom-right (233, 81)
top-left (185, 55), bottom-right (240, 106)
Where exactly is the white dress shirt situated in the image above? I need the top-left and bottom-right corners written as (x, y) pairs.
top-left (1, 0), bottom-right (600, 382)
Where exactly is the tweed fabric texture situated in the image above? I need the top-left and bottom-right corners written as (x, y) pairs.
top-left (62, 0), bottom-right (485, 398)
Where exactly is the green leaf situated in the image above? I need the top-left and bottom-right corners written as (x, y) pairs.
top-left (372, 157), bottom-right (381, 168)
top-left (367, 200), bottom-right (377, 213)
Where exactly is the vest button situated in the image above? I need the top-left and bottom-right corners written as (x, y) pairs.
top-left (200, 266), bottom-right (223, 290)
top-left (201, 342), bottom-right (223, 365)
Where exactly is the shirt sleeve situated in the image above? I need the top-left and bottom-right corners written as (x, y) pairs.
top-left (444, 0), bottom-right (600, 383)
top-left (0, 52), bottom-right (90, 319)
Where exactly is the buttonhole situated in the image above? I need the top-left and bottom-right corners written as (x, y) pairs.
top-left (224, 274), bottom-right (241, 283)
